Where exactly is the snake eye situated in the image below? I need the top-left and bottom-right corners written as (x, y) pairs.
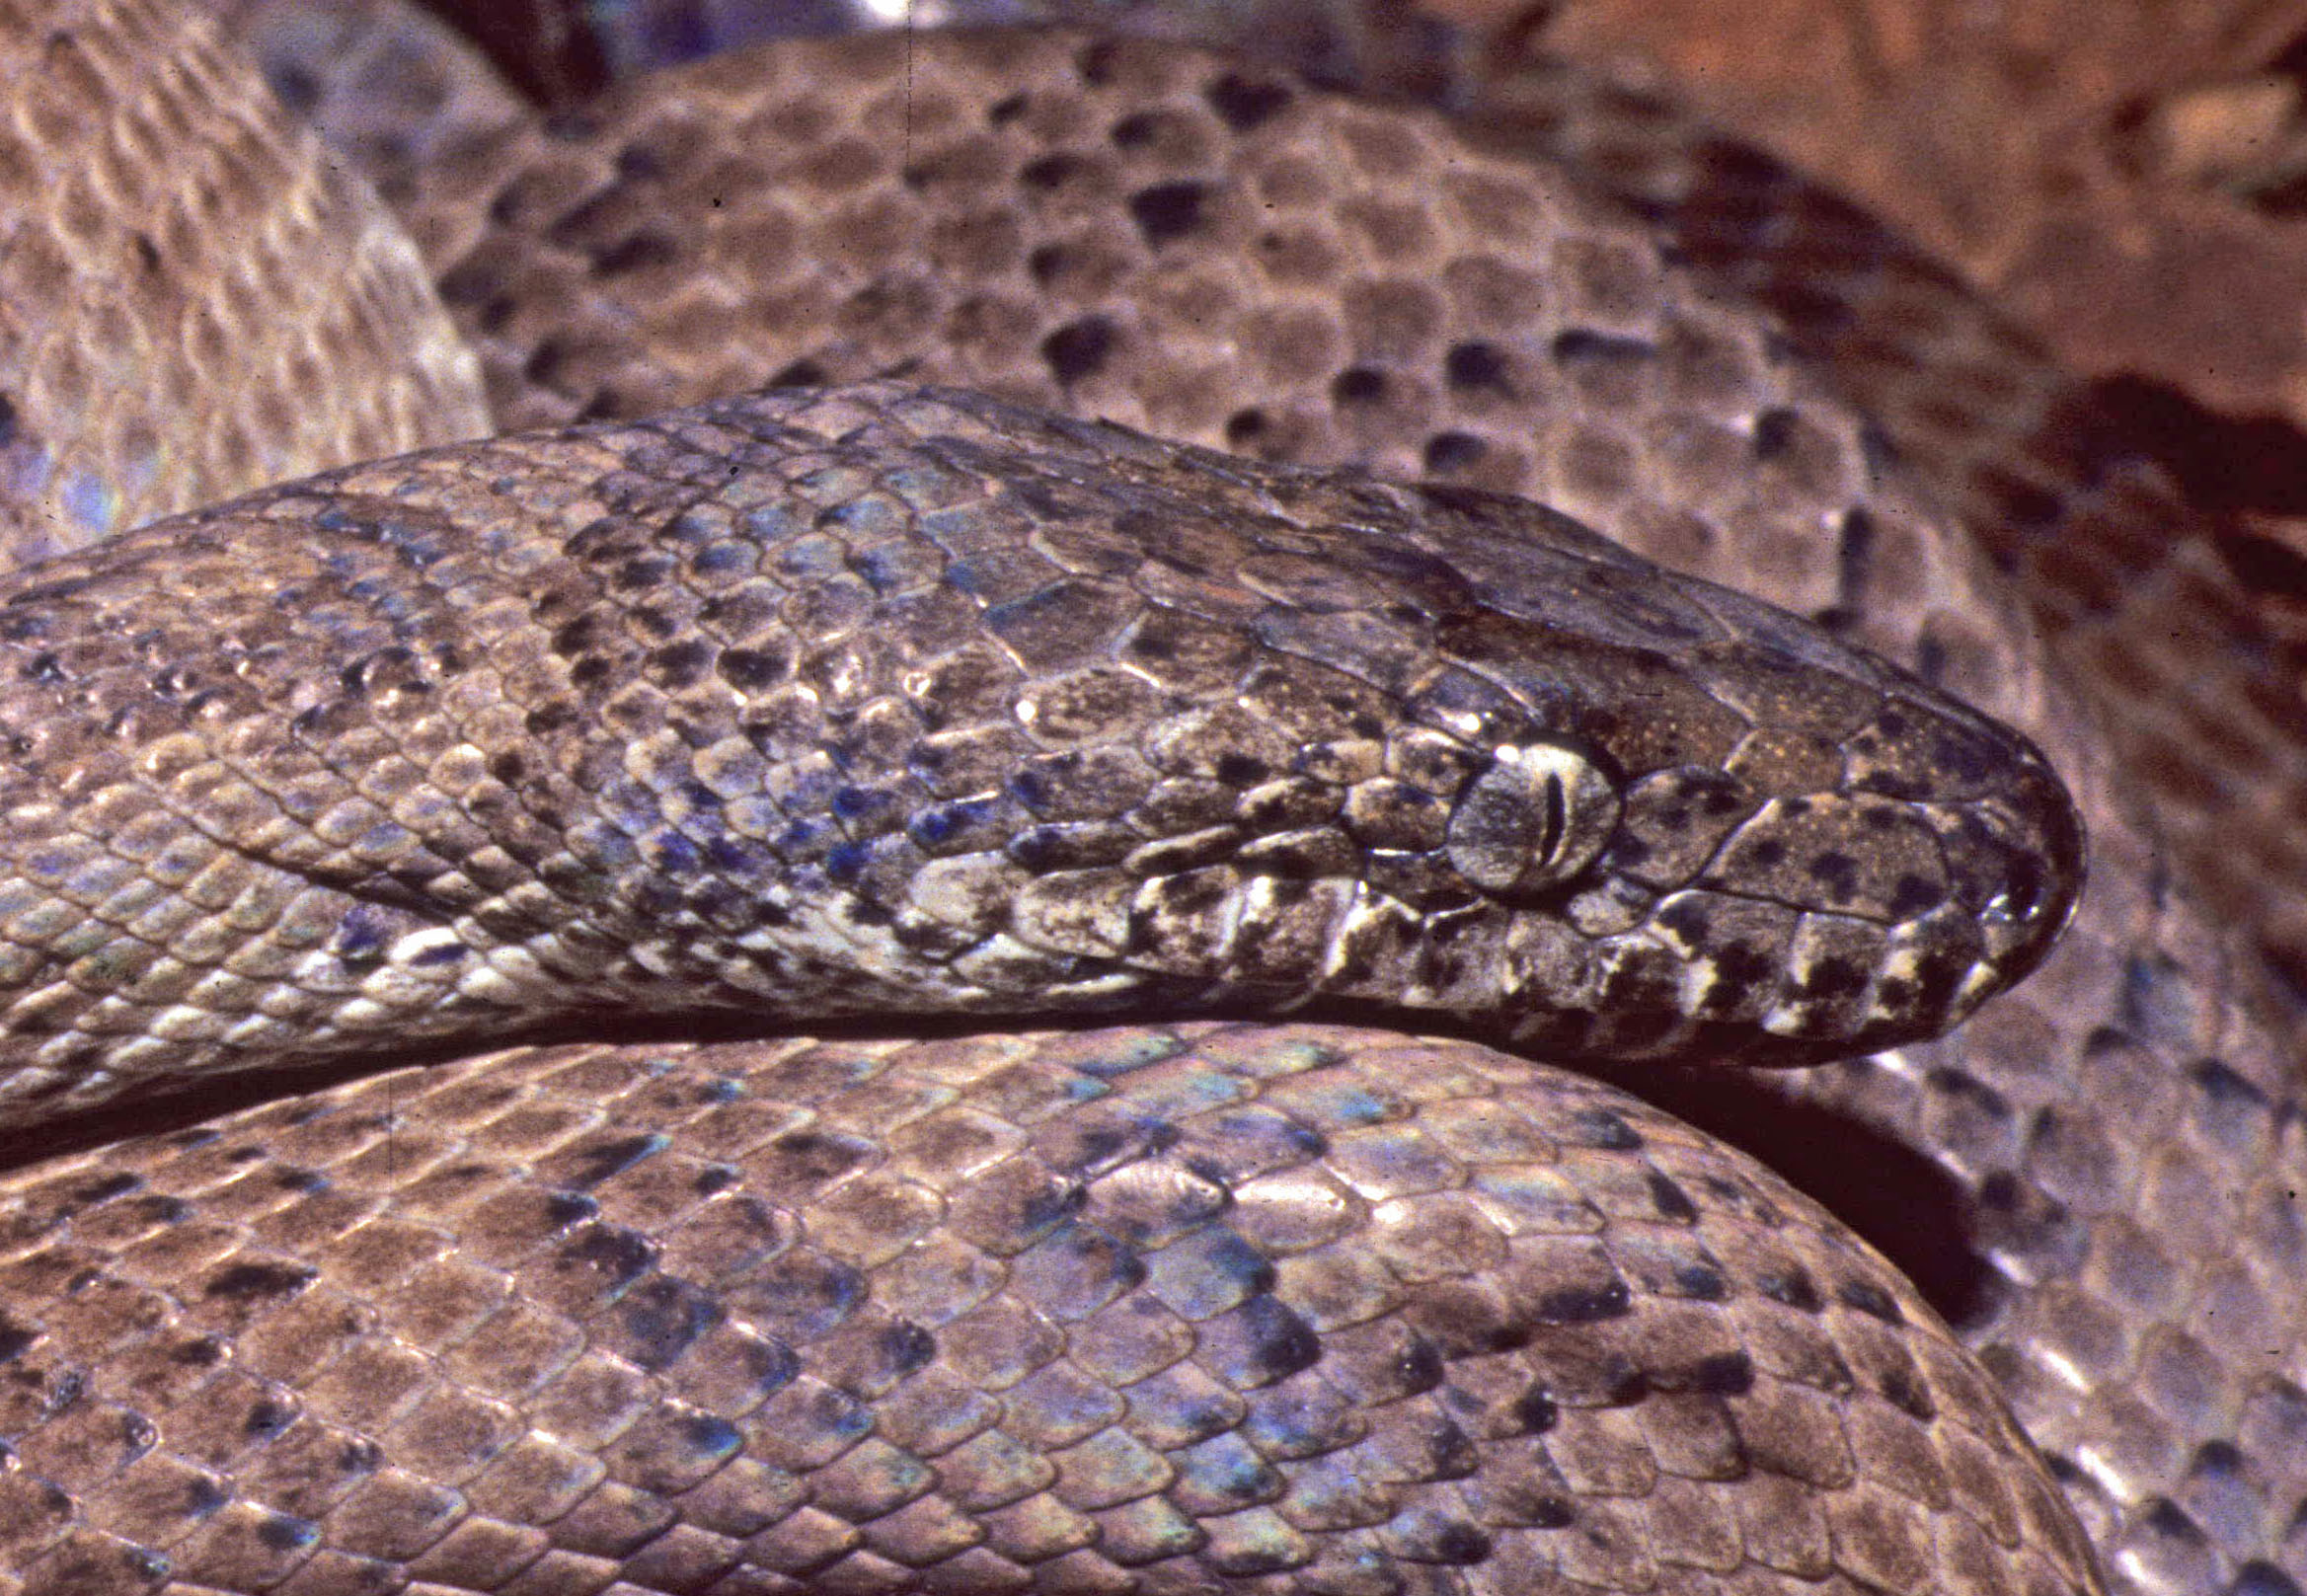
top-left (1446, 741), bottom-right (1622, 897)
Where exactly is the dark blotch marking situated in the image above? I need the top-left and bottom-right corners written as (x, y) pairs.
top-left (1331, 365), bottom-right (1386, 405)
top-left (1236, 1296), bottom-right (1322, 1381)
top-left (204, 1262), bottom-right (317, 1302)
top-left (616, 1275), bottom-right (724, 1372)
top-left (1128, 182), bottom-right (1210, 247)
top-left (256, 1514), bottom-right (317, 1552)
top-left (2142, 1498), bottom-right (2206, 1547)
top-left (1536, 1280), bottom-right (1632, 1325)
top-left (556, 1224), bottom-right (658, 1291)
top-left (882, 1322), bottom-right (939, 1377)
top-left (1835, 1278), bottom-right (1904, 1324)
top-left (1423, 431), bottom-right (1485, 474)
top-left (1568, 1108), bottom-right (1644, 1151)
top-left (1443, 342), bottom-right (1509, 393)
top-left (1513, 1384), bottom-right (1558, 1433)
top-left (1427, 1522), bottom-right (1493, 1564)
top-left (1041, 317), bottom-right (1117, 385)
top-left (1020, 153), bottom-right (1088, 190)
top-left (1688, 1351), bottom-right (1754, 1396)
top-left (1647, 1173), bottom-right (1698, 1222)
top-left (244, 1400), bottom-right (295, 1439)
top-left (1879, 1365), bottom-right (1935, 1420)
top-left (1205, 73), bottom-right (1293, 130)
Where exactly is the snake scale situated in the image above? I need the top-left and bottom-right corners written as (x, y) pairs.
top-left (0, 2), bottom-right (2298, 1593)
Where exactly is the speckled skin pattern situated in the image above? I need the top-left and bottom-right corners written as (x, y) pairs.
top-left (0, 1023), bottom-right (2104, 1595)
top-left (381, 15), bottom-right (2307, 1006)
top-left (0, 5), bottom-right (2301, 1595)
top-left (0, 0), bottom-right (487, 566)
top-left (0, 382), bottom-right (2077, 1114)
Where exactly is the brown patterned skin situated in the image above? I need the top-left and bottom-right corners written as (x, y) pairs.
top-left (0, 6), bottom-right (2299, 1596)
top-left (0, 0), bottom-right (488, 568)
top-left (0, 1024), bottom-right (2103, 1596)
top-left (386, 12), bottom-right (2307, 1005)
top-left (0, 383), bottom-right (2077, 1120)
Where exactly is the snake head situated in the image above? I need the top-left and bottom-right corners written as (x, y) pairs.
top-left (0, 385), bottom-right (2086, 1128)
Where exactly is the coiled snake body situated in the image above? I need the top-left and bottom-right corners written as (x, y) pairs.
top-left (0, 6), bottom-right (2297, 1595)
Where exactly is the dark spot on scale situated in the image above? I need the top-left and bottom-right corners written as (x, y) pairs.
top-left (1688, 1351), bottom-right (1754, 1396)
top-left (1041, 317), bottom-right (1116, 385)
top-left (1396, 1335), bottom-right (1445, 1394)
top-left (1513, 1384), bottom-right (1558, 1433)
top-left (589, 232), bottom-right (679, 276)
top-left (1020, 152), bottom-right (1088, 190)
top-left (1215, 752), bottom-right (1268, 785)
top-left (987, 92), bottom-right (1028, 125)
top-left (1745, 838), bottom-right (1786, 869)
top-left (1886, 874), bottom-right (1945, 917)
top-left (1427, 1522), bottom-right (1492, 1564)
top-left (1807, 850), bottom-right (1859, 901)
top-left (0, 392), bottom-right (17, 448)
top-left (1879, 1365), bottom-right (1935, 1419)
top-left (1673, 1262), bottom-right (1729, 1300)
top-left (22, 652), bottom-right (63, 684)
top-left (204, 1262), bottom-right (317, 1302)
top-left (555, 1224), bottom-right (658, 1291)
top-left (1205, 73), bottom-right (1293, 130)
top-left (1647, 1173), bottom-right (1698, 1222)
top-left (1331, 365), bottom-right (1386, 405)
top-left (1568, 1108), bottom-right (1644, 1151)
top-left (1552, 328), bottom-right (1655, 367)
top-left (1750, 407), bottom-right (1800, 459)
top-left (1444, 342), bottom-right (1510, 393)
top-left (1224, 410), bottom-right (1267, 448)
top-left (768, 357), bottom-right (825, 389)
top-left (1129, 181), bottom-right (1209, 247)
top-left (1599, 1362), bottom-right (1652, 1406)
top-left (1237, 1296), bottom-right (1322, 1380)
top-left (563, 1133), bottom-right (666, 1188)
top-left (1927, 1068), bottom-right (2012, 1122)
top-left (1835, 1278), bottom-right (1904, 1324)
top-left (615, 1275), bottom-right (723, 1371)
top-left (172, 1337), bottom-right (226, 1374)
top-left (1799, 957), bottom-right (1867, 1002)
top-left (1758, 1266), bottom-right (1822, 1312)
top-left (1427, 1419), bottom-right (1479, 1478)
top-left (184, 1474), bottom-right (229, 1515)
top-left (647, 640), bottom-right (713, 689)
top-left (1108, 111), bottom-right (1163, 148)
top-left (256, 1514), bottom-right (317, 1552)
top-left (1535, 1280), bottom-right (1631, 1324)
top-left (543, 1192), bottom-right (596, 1228)
top-left (2142, 1498), bottom-right (2206, 1547)
top-left (718, 646), bottom-right (788, 692)
top-left (2192, 1058), bottom-right (2269, 1110)
top-left (244, 1400), bottom-right (295, 1439)
top-left (1423, 431), bottom-right (1485, 474)
top-left (1655, 898), bottom-right (1713, 943)
top-left (882, 1322), bottom-right (938, 1376)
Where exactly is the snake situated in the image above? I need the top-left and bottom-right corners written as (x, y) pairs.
top-left (0, 2), bottom-right (2299, 1593)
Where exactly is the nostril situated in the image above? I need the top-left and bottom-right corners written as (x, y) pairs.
top-left (1446, 741), bottom-right (1622, 897)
